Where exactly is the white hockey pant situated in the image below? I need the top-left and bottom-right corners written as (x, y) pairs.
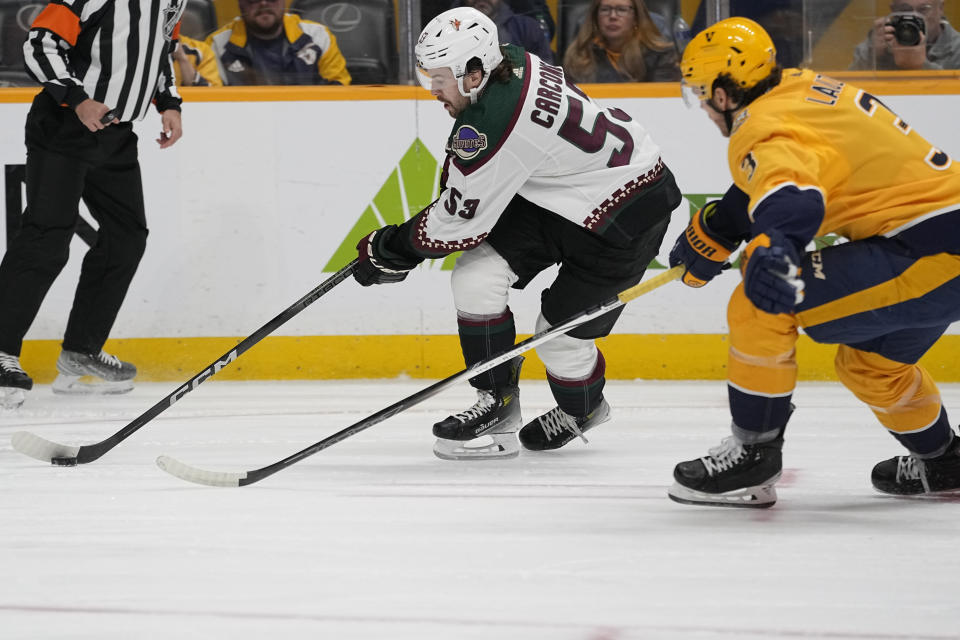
top-left (533, 312), bottom-right (599, 381)
top-left (451, 243), bottom-right (598, 380)
top-left (451, 243), bottom-right (517, 319)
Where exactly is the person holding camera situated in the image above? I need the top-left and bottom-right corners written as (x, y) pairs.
top-left (850, 0), bottom-right (960, 70)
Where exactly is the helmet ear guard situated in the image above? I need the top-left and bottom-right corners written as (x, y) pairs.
top-left (415, 7), bottom-right (503, 99)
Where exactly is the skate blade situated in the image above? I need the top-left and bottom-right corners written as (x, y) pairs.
top-left (52, 374), bottom-right (134, 395)
top-left (0, 387), bottom-right (26, 410)
top-left (433, 434), bottom-right (520, 461)
top-left (667, 479), bottom-right (778, 509)
top-left (872, 486), bottom-right (960, 498)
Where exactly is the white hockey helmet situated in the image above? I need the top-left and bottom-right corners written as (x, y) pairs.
top-left (415, 7), bottom-right (503, 99)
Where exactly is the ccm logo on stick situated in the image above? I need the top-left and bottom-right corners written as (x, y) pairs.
top-left (169, 350), bottom-right (238, 405)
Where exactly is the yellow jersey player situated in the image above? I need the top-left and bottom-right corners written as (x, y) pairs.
top-left (666, 17), bottom-right (960, 507)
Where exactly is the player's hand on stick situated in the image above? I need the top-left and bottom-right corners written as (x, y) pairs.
top-left (354, 226), bottom-right (421, 286)
top-left (669, 201), bottom-right (739, 287)
top-left (742, 231), bottom-right (805, 314)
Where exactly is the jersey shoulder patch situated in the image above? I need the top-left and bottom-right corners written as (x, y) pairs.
top-left (450, 124), bottom-right (489, 161)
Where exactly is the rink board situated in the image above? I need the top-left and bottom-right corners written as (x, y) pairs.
top-left (1, 80), bottom-right (959, 381)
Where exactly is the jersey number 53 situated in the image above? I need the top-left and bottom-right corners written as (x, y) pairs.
top-left (444, 187), bottom-right (479, 219)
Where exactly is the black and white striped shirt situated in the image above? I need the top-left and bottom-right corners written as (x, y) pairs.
top-left (24, 0), bottom-right (185, 122)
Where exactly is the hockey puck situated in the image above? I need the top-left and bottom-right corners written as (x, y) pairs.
top-left (51, 457), bottom-right (78, 467)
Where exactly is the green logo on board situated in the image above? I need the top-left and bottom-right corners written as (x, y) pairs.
top-left (323, 138), bottom-right (459, 272)
top-left (322, 145), bottom-right (837, 273)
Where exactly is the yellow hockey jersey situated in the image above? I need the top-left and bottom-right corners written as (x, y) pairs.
top-left (728, 68), bottom-right (960, 244)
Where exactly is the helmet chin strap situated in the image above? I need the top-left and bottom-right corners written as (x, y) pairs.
top-left (722, 108), bottom-right (735, 133)
top-left (457, 72), bottom-right (487, 104)
top-left (707, 97), bottom-right (737, 133)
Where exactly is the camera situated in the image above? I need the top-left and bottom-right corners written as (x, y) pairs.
top-left (886, 12), bottom-right (926, 47)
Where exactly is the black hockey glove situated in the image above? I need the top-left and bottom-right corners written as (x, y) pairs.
top-left (742, 231), bottom-right (805, 314)
top-left (354, 226), bottom-right (421, 287)
top-left (669, 201), bottom-right (740, 287)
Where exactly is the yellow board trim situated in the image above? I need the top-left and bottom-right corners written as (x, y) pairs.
top-left (3, 74), bottom-right (960, 105)
top-left (18, 333), bottom-right (960, 384)
top-left (797, 253), bottom-right (960, 328)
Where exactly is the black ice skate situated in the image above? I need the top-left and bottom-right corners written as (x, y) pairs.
top-left (519, 398), bottom-right (611, 451)
top-left (872, 435), bottom-right (960, 496)
top-left (0, 351), bottom-right (33, 409)
top-left (668, 435), bottom-right (783, 508)
top-left (53, 349), bottom-right (137, 395)
top-left (432, 359), bottom-right (523, 461)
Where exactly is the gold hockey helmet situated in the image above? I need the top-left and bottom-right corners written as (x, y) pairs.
top-left (680, 17), bottom-right (777, 107)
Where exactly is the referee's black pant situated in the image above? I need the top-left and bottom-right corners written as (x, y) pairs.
top-left (0, 91), bottom-right (147, 357)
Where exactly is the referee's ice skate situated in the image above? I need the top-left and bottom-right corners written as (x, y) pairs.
top-left (668, 435), bottom-right (783, 508)
top-left (0, 352), bottom-right (33, 409)
top-left (52, 349), bottom-right (137, 395)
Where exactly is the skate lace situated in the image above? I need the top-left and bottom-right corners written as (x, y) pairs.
top-left (701, 436), bottom-right (746, 477)
top-left (454, 390), bottom-right (497, 422)
top-left (0, 353), bottom-right (26, 374)
top-left (97, 351), bottom-right (122, 369)
top-left (538, 407), bottom-right (588, 444)
top-left (896, 456), bottom-right (929, 492)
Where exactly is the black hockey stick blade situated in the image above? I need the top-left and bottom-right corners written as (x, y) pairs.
top-left (156, 266), bottom-right (683, 487)
top-left (11, 260), bottom-right (359, 466)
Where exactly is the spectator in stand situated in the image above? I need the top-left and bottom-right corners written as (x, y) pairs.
top-left (510, 0), bottom-right (556, 41)
top-left (563, 0), bottom-right (680, 83)
top-left (425, 0), bottom-right (555, 39)
top-left (457, 0), bottom-right (555, 63)
top-left (207, 0), bottom-right (351, 86)
top-left (175, 35), bottom-right (223, 86)
top-left (850, 0), bottom-right (960, 70)
top-left (423, 0), bottom-right (453, 27)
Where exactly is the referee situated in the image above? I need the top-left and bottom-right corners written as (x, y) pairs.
top-left (0, 0), bottom-right (186, 408)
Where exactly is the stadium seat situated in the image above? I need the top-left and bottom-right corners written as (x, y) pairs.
top-left (179, 0), bottom-right (219, 40)
top-left (0, 69), bottom-right (36, 87)
top-left (289, 0), bottom-right (397, 84)
top-left (0, 1), bottom-right (42, 74)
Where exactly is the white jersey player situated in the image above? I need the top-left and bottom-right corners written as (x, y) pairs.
top-left (353, 7), bottom-right (681, 460)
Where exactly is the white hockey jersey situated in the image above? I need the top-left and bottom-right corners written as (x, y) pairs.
top-left (406, 45), bottom-right (674, 257)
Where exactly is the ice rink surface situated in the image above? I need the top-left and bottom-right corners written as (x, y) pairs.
top-left (2, 378), bottom-right (959, 639)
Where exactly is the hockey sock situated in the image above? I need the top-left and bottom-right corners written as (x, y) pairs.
top-left (458, 308), bottom-right (516, 391)
top-left (728, 384), bottom-right (793, 441)
top-left (546, 351), bottom-right (606, 417)
top-left (891, 406), bottom-right (954, 457)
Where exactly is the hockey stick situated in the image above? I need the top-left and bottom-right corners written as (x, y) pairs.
top-left (11, 259), bottom-right (359, 466)
top-left (155, 265), bottom-right (683, 487)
